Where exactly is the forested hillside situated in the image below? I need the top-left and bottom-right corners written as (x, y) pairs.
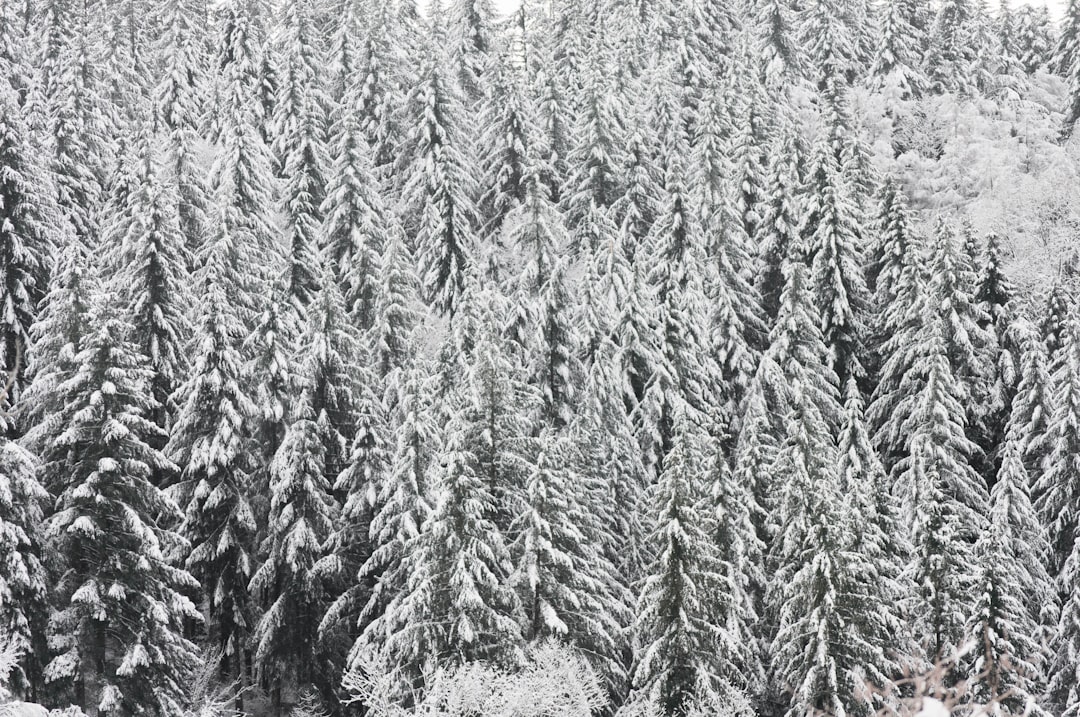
top-left (2, 1), bottom-right (1080, 717)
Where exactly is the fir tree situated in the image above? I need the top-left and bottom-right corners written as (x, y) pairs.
top-left (398, 28), bottom-right (479, 317)
top-left (509, 430), bottom-right (626, 695)
top-left (0, 436), bottom-right (49, 698)
top-left (249, 407), bottom-right (339, 708)
top-left (44, 316), bottom-right (201, 717)
top-left (629, 403), bottom-right (729, 716)
top-left (153, 0), bottom-right (209, 264)
top-left (476, 55), bottom-right (532, 240)
top-left (345, 360), bottom-right (433, 671)
top-left (321, 82), bottom-right (387, 332)
top-left (108, 132), bottom-right (192, 439)
top-left (964, 401), bottom-right (1054, 714)
top-left (379, 408), bottom-right (523, 694)
top-left (893, 326), bottom-right (988, 665)
top-left (869, 0), bottom-right (928, 98)
top-left (0, 76), bottom-right (58, 405)
top-left (167, 234), bottom-right (258, 693)
top-left (802, 131), bottom-right (869, 388)
top-left (273, 0), bottom-right (328, 310)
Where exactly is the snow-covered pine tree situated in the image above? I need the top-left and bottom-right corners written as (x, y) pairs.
top-left (1010, 324), bottom-right (1054, 488)
top-left (0, 76), bottom-right (59, 405)
top-left (1042, 280), bottom-right (1073, 361)
top-left (343, 359), bottom-right (432, 674)
top-left (801, 127), bottom-right (869, 389)
top-left (706, 421), bottom-right (765, 698)
top-left (44, 0), bottom-right (109, 251)
top-left (924, 0), bottom-right (982, 95)
top-left (869, 0), bottom-right (928, 99)
top-left (209, 0), bottom-right (280, 296)
top-left (153, 0), bottom-right (210, 267)
top-left (20, 240), bottom-right (97, 491)
top-left (799, 0), bottom-right (860, 91)
top-left (964, 389), bottom-right (1055, 714)
top-left (397, 20), bottom-right (479, 318)
top-left (273, 0), bottom-right (328, 311)
top-left (836, 379), bottom-right (910, 689)
top-left (446, 0), bottom-right (499, 104)
top-left (638, 123), bottom-right (719, 476)
top-left (45, 315), bottom-right (201, 717)
top-left (1036, 310), bottom-right (1080, 581)
top-left (629, 402), bottom-right (730, 716)
top-left (561, 61), bottom-right (626, 256)
top-left (352, 3), bottom-right (404, 173)
top-left (320, 78), bottom-right (388, 332)
top-left (378, 402), bottom-right (523, 696)
top-left (166, 226), bottom-right (258, 695)
top-left (476, 53), bottom-right (532, 241)
top-left (893, 322), bottom-right (989, 667)
top-left (509, 429), bottom-right (626, 697)
top-left (371, 217), bottom-right (421, 378)
top-left (298, 269), bottom-right (360, 497)
top-left (107, 131), bottom-right (192, 442)
top-left (0, 434), bottom-right (48, 698)
top-left (754, 0), bottom-right (802, 87)
top-left (249, 404), bottom-right (339, 711)
top-left (757, 111), bottom-right (804, 326)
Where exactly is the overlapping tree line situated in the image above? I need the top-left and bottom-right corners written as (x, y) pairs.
top-left (1, 1), bottom-right (1080, 717)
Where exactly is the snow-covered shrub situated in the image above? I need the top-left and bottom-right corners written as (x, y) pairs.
top-left (344, 641), bottom-right (605, 717)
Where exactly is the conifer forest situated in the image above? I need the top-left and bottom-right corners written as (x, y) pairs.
top-left (7, 0), bottom-right (1080, 716)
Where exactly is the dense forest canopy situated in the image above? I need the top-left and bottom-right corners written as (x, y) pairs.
top-left (3, 1), bottom-right (1080, 717)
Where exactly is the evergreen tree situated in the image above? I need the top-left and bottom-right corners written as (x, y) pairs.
top-left (629, 403), bottom-right (729, 716)
top-left (398, 28), bottom-right (479, 317)
top-left (44, 316), bottom-right (201, 717)
top-left (167, 234), bottom-right (258, 693)
top-left (754, 0), bottom-right (802, 87)
top-left (321, 81), bottom-right (387, 332)
top-left (893, 324), bottom-right (988, 665)
top-left (964, 400), bottom-right (1054, 714)
top-left (447, 0), bottom-right (499, 104)
top-left (0, 435), bottom-right (49, 698)
top-left (20, 240), bottom-right (97, 491)
top-left (379, 407), bottom-right (523, 694)
top-left (757, 113), bottom-right (804, 325)
top-left (1042, 280), bottom-right (1073, 361)
top-left (509, 430), bottom-right (625, 695)
top-left (924, 0), bottom-right (982, 95)
top-left (869, 0), bottom-right (928, 98)
top-left (1055, 0), bottom-right (1080, 77)
top-left (476, 55), bottom-right (532, 240)
top-left (372, 221), bottom-right (421, 378)
top-left (249, 406), bottom-right (339, 709)
top-left (1036, 311), bottom-right (1080, 580)
top-left (153, 0), bottom-right (209, 264)
top-left (345, 360), bottom-right (433, 671)
top-left (273, 0), bottom-right (327, 310)
top-left (108, 132), bottom-right (192, 439)
top-left (0, 77), bottom-right (58, 405)
top-left (802, 131), bottom-right (869, 388)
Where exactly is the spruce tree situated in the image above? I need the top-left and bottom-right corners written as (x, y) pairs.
top-left (893, 326), bottom-right (988, 665)
top-left (108, 132), bottom-right (192, 439)
top-left (397, 26), bottom-right (478, 317)
top-left (249, 406), bottom-right (339, 709)
top-left (321, 81), bottom-right (388, 332)
top-left (964, 402), bottom-right (1054, 714)
top-left (44, 315), bottom-right (201, 717)
top-left (153, 0), bottom-right (209, 264)
top-left (379, 407), bottom-right (523, 694)
top-left (869, 0), bottom-right (928, 98)
top-left (509, 429), bottom-right (626, 695)
top-left (629, 403), bottom-right (729, 716)
top-left (0, 72), bottom-right (60, 403)
top-left (0, 435), bottom-right (49, 698)
top-left (802, 131), bottom-right (869, 388)
top-left (346, 359), bottom-right (433, 671)
top-left (273, 0), bottom-right (327, 310)
top-left (166, 233), bottom-right (258, 693)
top-left (477, 55), bottom-right (532, 240)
